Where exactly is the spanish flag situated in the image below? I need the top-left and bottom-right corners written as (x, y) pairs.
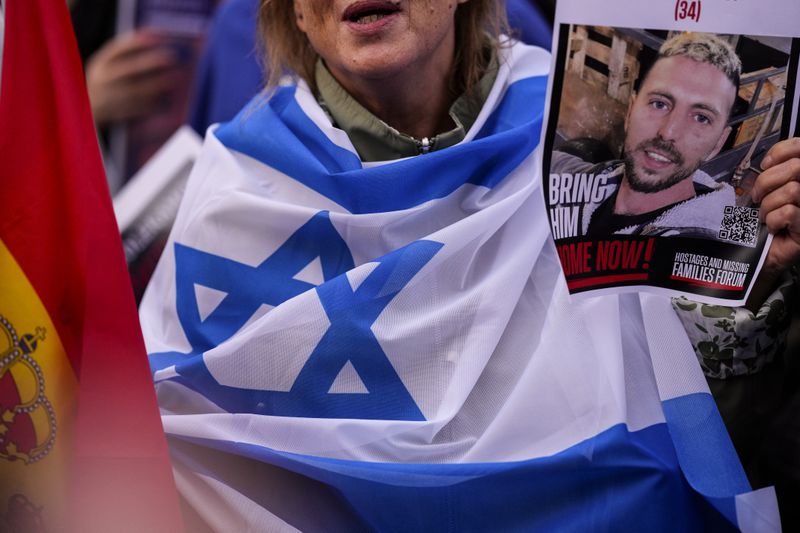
top-left (0, 1), bottom-right (182, 531)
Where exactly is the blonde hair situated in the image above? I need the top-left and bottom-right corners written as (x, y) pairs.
top-left (658, 32), bottom-right (742, 87)
top-left (257, 0), bottom-right (508, 95)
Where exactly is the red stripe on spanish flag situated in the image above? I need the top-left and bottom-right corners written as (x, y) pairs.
top-left (0, 1), bottom-right (182, 531)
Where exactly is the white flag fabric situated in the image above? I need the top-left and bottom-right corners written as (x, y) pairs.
top-left (140, 42), bottom-right (779, 532)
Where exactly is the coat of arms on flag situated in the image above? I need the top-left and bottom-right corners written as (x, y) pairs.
top-left (0, 314), bottom-right (54, 465)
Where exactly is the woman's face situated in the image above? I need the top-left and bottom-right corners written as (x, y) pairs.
top-left (293, 0), bottom-right (467, 87)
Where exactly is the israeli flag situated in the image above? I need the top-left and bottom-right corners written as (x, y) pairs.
top-left (140, 43), bottom-right (779, 532)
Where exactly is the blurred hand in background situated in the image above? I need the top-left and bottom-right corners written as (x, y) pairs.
top-left (86, 31), bottom-right (179, 126)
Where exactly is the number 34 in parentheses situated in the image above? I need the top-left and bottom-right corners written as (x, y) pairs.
top-left (674, 0), bottom-right (702, 22)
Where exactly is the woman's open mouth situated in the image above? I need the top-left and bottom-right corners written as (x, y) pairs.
top-left (342, 1), bottom-right (401, 29)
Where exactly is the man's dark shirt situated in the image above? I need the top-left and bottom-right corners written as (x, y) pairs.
top-left (586, 182), bottom-right (716, 236)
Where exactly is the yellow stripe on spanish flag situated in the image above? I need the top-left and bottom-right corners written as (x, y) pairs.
top-left (0, 238), bottom-right (78, 524)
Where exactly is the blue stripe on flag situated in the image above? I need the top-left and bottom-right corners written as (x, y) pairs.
top-left (214, 77), bottom-right (548, 214)
top-left (661, 392), bottom-right (751, 525)
top-left (176, 422), bottom-right (739, 532)
top-left (474, 76), bottom-right (546, 141)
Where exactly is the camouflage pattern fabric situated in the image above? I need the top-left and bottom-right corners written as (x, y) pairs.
top-left (673, 279), bottom-right (795, 379)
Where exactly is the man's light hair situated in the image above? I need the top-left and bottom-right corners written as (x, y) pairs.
top-left (659, 32), bottom-right (742, 87)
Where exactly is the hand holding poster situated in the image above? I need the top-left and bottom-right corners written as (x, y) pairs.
top-left (542, 0), bottom-right (800, 304)
top-left (110, 0), bottom-right (216, 185)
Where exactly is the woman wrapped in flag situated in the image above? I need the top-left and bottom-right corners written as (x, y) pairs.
top-left (140, 1), bottom-right (800, 530)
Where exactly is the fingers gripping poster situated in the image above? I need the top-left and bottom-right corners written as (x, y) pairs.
top-left (542, 0), bottom-right (800, 304)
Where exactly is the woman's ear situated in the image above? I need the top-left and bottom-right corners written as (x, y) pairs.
top-left (294, 1), bottom-right (307, 33)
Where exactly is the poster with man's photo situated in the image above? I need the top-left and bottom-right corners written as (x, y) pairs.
top-left (542, 0), bottom-right (800, 304)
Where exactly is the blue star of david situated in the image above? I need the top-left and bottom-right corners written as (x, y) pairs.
top-left (150, 210), bottom-right (443, 421)
top-left (175, 211), bottom-right (356, 354)
top-left (149, 211), bottom-right (354, 371)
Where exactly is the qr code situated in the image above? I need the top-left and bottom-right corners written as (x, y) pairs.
top-left (719, 206), bottom-right (759, 247)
